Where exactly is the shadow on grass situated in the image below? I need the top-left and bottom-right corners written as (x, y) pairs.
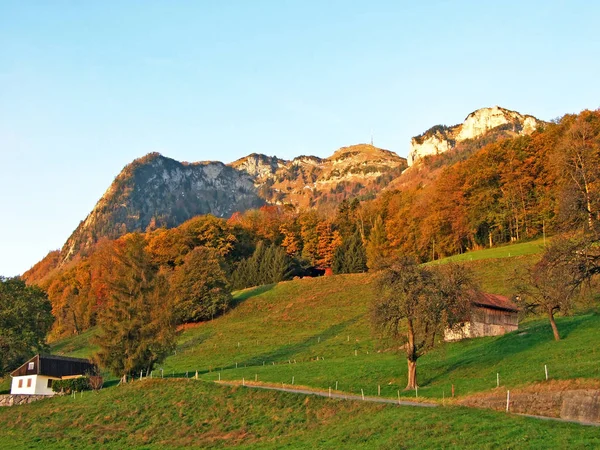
top-left (235, 316), bottom-right (362, 369)
top-left (230, 284), bottom-right (277, 309)
top-left (176, 331), bottom-right (214, 353)
top-left (165, 316), bottom-right (363, 378)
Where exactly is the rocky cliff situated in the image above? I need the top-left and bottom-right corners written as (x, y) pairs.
top-left (61, 153), bottom-right (264, 261)
top-left (408, 106), bottom-right (544, 165)
top-left (61, 145), bottom-right (406, 262)
top-left (231, 144), bottom-right (407, 209)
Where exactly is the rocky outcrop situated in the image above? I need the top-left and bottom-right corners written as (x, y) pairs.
top-left (229, 153), bottom-right (288, 183)
top-left (408, 106), bottom-right (544, 165)
top-left (61, 153), bottom-right (264, 262)
top-left (59, 145), bottom-right (406, 263)
top-left (231, 144), bottom-right (407, 209)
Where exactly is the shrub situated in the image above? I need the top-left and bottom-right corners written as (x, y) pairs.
top-left (51, 377), bottom-right (91, 394)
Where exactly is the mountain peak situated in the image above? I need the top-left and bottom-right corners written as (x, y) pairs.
top-left (408, 106), bottom-right (544, 165)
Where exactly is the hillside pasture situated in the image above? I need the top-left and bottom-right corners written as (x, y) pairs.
top-left (0, 379), bottom-right (598, 449)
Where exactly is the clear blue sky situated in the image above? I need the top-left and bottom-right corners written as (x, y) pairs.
top-left (1, 1), bottom-right (599, 276)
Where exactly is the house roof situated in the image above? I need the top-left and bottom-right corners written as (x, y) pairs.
top-left (472, 292), bottom-right (519, 312)
top-left (10, 354), bottom-right (97, 378)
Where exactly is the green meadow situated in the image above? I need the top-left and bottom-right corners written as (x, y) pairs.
top-left (0, 379), bottom-right (598, 449)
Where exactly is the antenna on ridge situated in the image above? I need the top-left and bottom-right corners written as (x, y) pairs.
top-left (370, 128), bottom-right (374, 146)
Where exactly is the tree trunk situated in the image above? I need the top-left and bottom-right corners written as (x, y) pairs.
top-left (548, 309), bottom-right (561, 341)
top-left (406, 359), bottom-right (417, 390)
top-left (405, 320), bottom-right (418, 390)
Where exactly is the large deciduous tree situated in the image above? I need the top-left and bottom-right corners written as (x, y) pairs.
top-left (0, 277), bottom-right (54, 374)
top-left (170, 246), bottom-right (232, 323)
top-left (371, 259), bottom-right (476, 389)
top-left (94, 234), bottom-right (176, 379)
top-left (556, 110), bottom-right (600, 231)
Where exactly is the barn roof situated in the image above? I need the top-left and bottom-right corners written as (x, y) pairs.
top-left (472, 292), bottom-right (519, 312)
top-left (10, 354), bottom-right (97, 378)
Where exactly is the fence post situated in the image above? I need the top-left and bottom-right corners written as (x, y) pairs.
top-left (506, 390), bottom-right (510, 412)
top-left (545, 365), bottom-right (548, 380)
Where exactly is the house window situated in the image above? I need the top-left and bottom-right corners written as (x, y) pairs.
top-left (47, 379), bottom-right (53, 388)
top-left (28, 362), bottom-right (35, 370)
top-left (27, 378), bottom-right (32, 388)
top-left (18, 379), bottom-right (23, 388)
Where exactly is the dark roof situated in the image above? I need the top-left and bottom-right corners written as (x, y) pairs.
top-left (472, 292), bottom-right (519, 312)
top-left (10, 354), bottom-right (97, 378)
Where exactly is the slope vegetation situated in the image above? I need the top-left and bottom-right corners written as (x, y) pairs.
top-left (48, 243), bottom-right (600, 401)
top-left (0, 379), bottom-right (598, 449)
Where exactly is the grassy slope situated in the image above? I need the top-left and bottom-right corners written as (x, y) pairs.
top-left (429, 238), bottom-right (545, 264)
top-left (48, 246), bottom-right (599, 400)
top-left (0, 379), bottom-right (598, 449)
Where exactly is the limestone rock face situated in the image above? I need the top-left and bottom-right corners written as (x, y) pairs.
top-left (61, 153), bottom-right (264, 262)
top-left (60, 145), bottom-right (407, 263)
top-left (408, 106), bottom-right (544, 166)
top-left (229, 153), bottom-right (287, 183)
top-left (231, 144), bottom-right (407, 209)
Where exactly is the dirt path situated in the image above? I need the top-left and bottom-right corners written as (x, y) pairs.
top-left (217, 381), bottom-right (600, 426)
top-left (218, 381), bottom-right (437, 408)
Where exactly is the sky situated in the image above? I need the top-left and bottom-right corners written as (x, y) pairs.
top-left (1, 0), bottom-right (599, 276)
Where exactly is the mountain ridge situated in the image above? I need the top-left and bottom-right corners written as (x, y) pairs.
top-left (57, 105), bottom-right (543, 264)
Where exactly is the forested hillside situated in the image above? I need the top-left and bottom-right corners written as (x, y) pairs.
top-left (21, 108), bottom-right (600, 343)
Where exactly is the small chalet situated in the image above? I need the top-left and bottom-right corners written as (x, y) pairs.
top-left (10, 354), bottom-right (97, 396)
top-left (444, 292), bottom-right (519, 341)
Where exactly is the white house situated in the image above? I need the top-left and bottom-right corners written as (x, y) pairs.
top-left (10, 354), bottom-right (97, 396)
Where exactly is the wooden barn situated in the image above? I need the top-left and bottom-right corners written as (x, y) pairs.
top-left (10, 354), bottom-right (97, 396)
top-left (444, 292), bottom-right (519, 341)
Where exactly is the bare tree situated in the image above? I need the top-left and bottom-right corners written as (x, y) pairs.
top-left (515, 236), bottom-right (599, 341)
top-left (371, 258), bottom-right (476, 390)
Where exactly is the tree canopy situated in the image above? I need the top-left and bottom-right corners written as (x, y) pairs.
top-left (0, 277), bottom-right (54, 374)
top-left (371, 259), bottom-right (477, 389)
top-left (94, 234), bottom-right (177, 379)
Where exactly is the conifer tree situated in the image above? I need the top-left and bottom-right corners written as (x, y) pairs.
top-left (366, 215), bottom-right (389, 271)
top-left (333, 230), bottom-right (367, 274)
top-left (94, 234), bottom-right (176, 379)
top-left (231, 242), bottom-right (294, 289)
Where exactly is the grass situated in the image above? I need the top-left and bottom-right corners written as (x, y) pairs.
top-left (50, 327), bottom-right (99, 358)
top-left (50, 268), bottom-right (600, 401)
top-left (0, 379), bottom-right (598, 449)
top-left (5, 239), bottom-right (598, 447)
top-left (429, 238), bottom-right (545, 264)
top-left (0, 377), bottom-right (10, 395)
